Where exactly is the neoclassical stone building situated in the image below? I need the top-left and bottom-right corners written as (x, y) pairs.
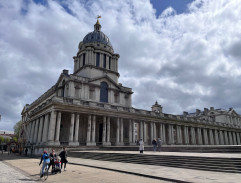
top-left (21, 20), bottom-right (241, 153)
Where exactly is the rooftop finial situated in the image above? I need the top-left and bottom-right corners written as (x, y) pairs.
top-left (94, 15), bottom-right (102, 31)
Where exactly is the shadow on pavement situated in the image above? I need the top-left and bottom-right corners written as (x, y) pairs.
top-left (0, 152), bottom-right (39, 161)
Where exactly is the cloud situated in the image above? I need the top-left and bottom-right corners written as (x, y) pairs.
top-left (0, 0), bottom-right (241, 131)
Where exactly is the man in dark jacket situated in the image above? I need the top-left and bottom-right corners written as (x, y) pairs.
top-left (59, 147), bottom-right (67, 171)
top-left (152, 139), bottom-right (157, 152)
top-left (48, 149), bottom-right (57, 171)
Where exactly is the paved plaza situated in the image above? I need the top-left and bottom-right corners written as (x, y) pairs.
top-left (0, 151), bottom-right (241, 183)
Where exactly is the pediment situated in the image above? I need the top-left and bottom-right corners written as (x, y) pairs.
top-left (88, 75), bottom-right (121, 90)
top-left (55, 73), bottom-right (70, 88)
top-left (228, 108), bottom-right (239, 117)
top-left (21, 104), bottom-right (29, 114)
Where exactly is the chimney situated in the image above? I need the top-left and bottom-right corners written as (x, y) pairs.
top-left (183, 111), bottom-right (188, 116)
top-left (204, 108), bottom-right (209, 113)
top-left (196, 109), bottom-right (201, 115)
top-left (63, 69), bottom-right (69, 75)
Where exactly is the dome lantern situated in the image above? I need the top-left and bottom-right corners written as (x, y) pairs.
top-left (94, 19), bottom-right (101, 31)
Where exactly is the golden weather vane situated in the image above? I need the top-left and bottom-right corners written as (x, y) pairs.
top-left (97, 15), bottom-right (101, 20)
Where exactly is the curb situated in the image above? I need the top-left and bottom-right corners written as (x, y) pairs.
top-left (69, 162), bottom-right (192, 183)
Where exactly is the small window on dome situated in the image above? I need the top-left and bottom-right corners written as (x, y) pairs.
top-left (97, 44), bottom-right (100, 46)
top-left (96, 53), bottom-right (100, 67)
top-left (104, 46), bottom-right (106, 48)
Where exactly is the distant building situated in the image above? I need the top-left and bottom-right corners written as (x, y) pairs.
top-left (21, 20), bottom-right (241, 154)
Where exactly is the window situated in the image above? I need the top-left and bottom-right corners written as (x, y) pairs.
top-left (83, 53), bottom-right (86, 66)
top-left (109, 57), bottom-right (111, 69)
top-left (114, 92), bottom-right (119, 103)
top-left (100, 82), bottom-right (108, 103)
top-left (103, 54), bottom-right (106, 68)
top-left (75, 84), bottom-right (81, 98)
top-left (89, 86), bottom-right (95, 100)
top-left (96, 53), bottom-right (100, 67)
top-left (75, 88), bottom-right (80, 98)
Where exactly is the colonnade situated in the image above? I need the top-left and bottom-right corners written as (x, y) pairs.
top-left (25, 110), bottom-right (241, 146)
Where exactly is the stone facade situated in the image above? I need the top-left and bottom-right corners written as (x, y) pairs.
top-left (21, 20), bottom-right (241, 154)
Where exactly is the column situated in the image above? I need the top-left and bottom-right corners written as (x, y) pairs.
top-left (143, 121), bottom-right (147, 143)
top-left (162, 124), bottom-right (166, 144)
top-left (224, 131), bottom-right (229, 145)
top-left (214, 130), bottom-right (219, 145)
top-left (116, 117), bottom-right (120, 145)
top-left (42, 113), bottom-right (50, 144)
top-left (27, 123), bottom-right (31, 142)
top-left (168, 124), bottom-right (174, 144)
top-left (132, 120), bottom-right (135, 143)
top-left (33, 118), bottom-right (39, 143)
top-left (120, 118), bottom-right (124, 145)
top-left (55, 111), bottom-right (62, 145)
top-left (47, 110), bottom-right (57, 145)
top-left (233, 132), bottom-right (237, 145)
top-left (197, 128), bottom-right (203, 145)
top-left (140, 121), bottom-right (143, 140)
top-left (102, 116), bottom-right (107, 144)
top-left (203, 129), bottom-right (209, 145)
top-left (30, 120), bottom-right (35, 143)
top-left (86, 114), bottom-right (92, 145)
top-left (106, 116), bottom-right (111, 145)
top-left (68, 113), bottom-right (75, 145)
top-left (184, 126), bottom-right (189, 145)
top-left (219, 131), bottom-right (224, 145)
top-left (129, 119), bottom-right (132, 144)
top-left (37, 116), bottom-right (44, 144)
top-left (73, 114), bottom-right (80, 145)
top-left (228, 131), bottom-right (233, 145)
top-left (209, 129), bottom-right (214, 145)
top-left (91, 115), bottom-right (96, 145)
top-left (150, 122), bottom-right (154, 142)
top-left (176, 125), bottom-right (181, 144)
top-left (153, 122), bottom-right (156, 139)
top-left (176, 125), bottom-right (179, 144)
top-left (236, 132), bottom-right (241, 145)
top-left (191, 127), bottom-right (196, 145)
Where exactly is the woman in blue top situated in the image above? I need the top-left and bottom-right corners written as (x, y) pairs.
top-left (39, 150), bottom-right (50, 177)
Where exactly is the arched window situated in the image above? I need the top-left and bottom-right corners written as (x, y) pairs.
top-left (100, 82), bottom-right (108, 103)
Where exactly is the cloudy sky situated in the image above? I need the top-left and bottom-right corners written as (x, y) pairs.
top-left (1, 0), bottom-right (241, 131)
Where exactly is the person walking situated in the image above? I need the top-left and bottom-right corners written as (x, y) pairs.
top-left (25, 148), bottom-right (28, 156)
top-left (49, 149), bottom-right (57, 171)
top-left (59, 147), bottom-right (68, 171)
top-left (157, 138), bottom-right (162, 152)
top-left (139, 139), bottom-right (144, 154)
top-left (152, 138), bottom-right (157, 152)
top-left (39, 150), bottom-right (50, 178)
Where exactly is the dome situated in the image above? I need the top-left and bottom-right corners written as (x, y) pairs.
top-left (83, 30), bottom-right (112, 47)
top-left (82, 19), bottom-right (112, 48)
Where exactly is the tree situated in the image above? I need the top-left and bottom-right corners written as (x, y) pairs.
top-left (14, 120), bottom-right (22, 138)
top-left (12, 137), bottom-right (17, 142)
top-left (5, 138), bottom-right (10, 143)
top-left (0, 136), bottom-right (4, 144)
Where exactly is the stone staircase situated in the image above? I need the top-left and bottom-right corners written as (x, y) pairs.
top-left (100, 145), bottom-right (241, 153)
top-left (68, 151), bottom-right (241, 173)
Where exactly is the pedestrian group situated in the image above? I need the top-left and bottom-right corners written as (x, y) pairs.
top-left (39, 147), bottom-right (68, 178)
